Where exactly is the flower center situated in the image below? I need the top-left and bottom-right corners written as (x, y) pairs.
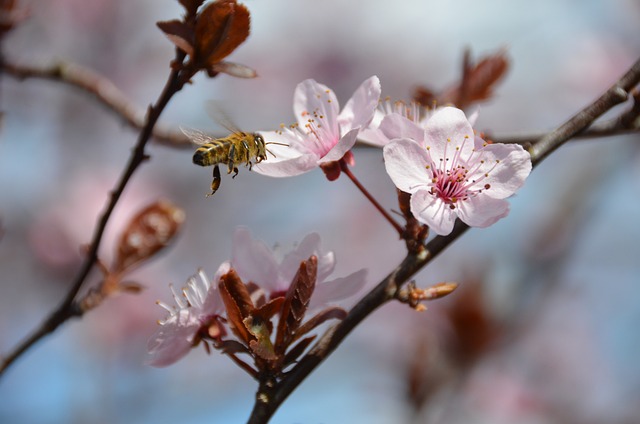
top-left (425, 136), bottom-right (494, 209)
top-left (430, 167), bottom-right (470, 208)
top-left (300, 109), bottom-right (336, 156)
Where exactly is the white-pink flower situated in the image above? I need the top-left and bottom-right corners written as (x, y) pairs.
top-left (253, 76), bottom-right (381, 178)
top-left (227, 227), bottom-right (366, 310)
top-left (383, 107), bottom-right (532, 236)
top-left (359, 99), bottom-right (434, 147)
top-left (146, 266), bottom-right (228, 367)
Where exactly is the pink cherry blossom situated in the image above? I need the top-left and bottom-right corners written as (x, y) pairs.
top-left (253, 76), bottom-right (381, 178)
top-left (383, 107), bottom-right (532, 236)
top-left (227, 227), bottom-right (366, 310)
top-left (359, 99), bottom-right (434, 147)
top-left (146, 266), bottom-right (228, 367)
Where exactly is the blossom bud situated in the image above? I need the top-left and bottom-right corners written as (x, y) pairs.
top-left (113, 200), bottom-right (185, 274)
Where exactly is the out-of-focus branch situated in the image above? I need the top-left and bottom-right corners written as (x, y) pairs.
top-left (247, 56), bottom-right (640, 424)
top-left (492, 88), bottom-right (640, 148)
top-left (5, 59), bottom-right (640, 154)
top-left (2, 60), bottom-right (192, 148)
top-left (0, 48), bottom-right (192, 376)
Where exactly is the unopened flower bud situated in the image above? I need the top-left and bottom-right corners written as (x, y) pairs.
top-left (113, 200), bottom-right (185, 274)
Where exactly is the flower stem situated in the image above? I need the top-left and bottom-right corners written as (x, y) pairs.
top-left (339, 158), bottom-right (403, 235)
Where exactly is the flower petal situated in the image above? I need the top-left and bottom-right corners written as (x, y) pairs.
top-left (252, 154), bottom-right (318, 177)
top-left (379, 113), bottom-right (425, 144)
top-left (338, 76), bottom-right (381, 134)
top-left (466, 143), bottom-right (532, 199)
top-left (201, 263), bottom-right (229, 314)
top-left (293, 79), bottom-right (339, 141)
top-left (146, 310), bottom-right (199, 367)
top-left (309, 268), bottom-right (367, 310)
top-left (456, 195), bottom-right (510, 228)
top-left (231, 227), bottom-right (280, 289)
top-left (410, 190), bottom-right (458, 235)
top-left (317, 128), bottom-right (359, 163)
top-left (280, 233), bottom-right (336, 284)
top-left (423, 107), bottom-right (475, 162)
top-left (383, 138), bottom-right (432, 193)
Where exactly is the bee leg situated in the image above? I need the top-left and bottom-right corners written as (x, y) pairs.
top-left (241, 140), bottom-right (250, 166)
top-left (232, 167), bottom-right (239, 179)
top-left (206, 165), bottom-right (221, 197)
top-left (228, 144), bottom-right (236, 175)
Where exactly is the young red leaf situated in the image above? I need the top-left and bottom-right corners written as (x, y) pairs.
top-left (292, 306), bottom-right (347, 344)
top-left (412, 86), bottom-right (436, 108)
top-left (218, 339), bottom-right (251, 355)
top-left (179, 0), bottom-right (205, 16)
top-left (218, 269), bottom-right (255, 345)
top-left (275, 256), bottom-right (317, 353)
top-left (282, 335), bottom-right (317, 368)
top-left (157, 20), bottom-right (195, 57)
top-left (194, 0), bottom-right (250, 69)
top-left (254, 296), bottom-right (285, 323)
top-left (439, 49), bottom-right (510, 108)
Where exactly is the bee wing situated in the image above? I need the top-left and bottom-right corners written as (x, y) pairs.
top-left (206, 101), bottom-right (245, 135)
top-left (180, 126), bottom-right (214, 146)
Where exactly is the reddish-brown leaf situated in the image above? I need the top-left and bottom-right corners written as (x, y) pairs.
top-left (157, 20), bottom-right (195, 57)
top-left (218, 270), bottom-right (255, 345)
top-left (446, 282), bottom-right (496, 368)
top-left (179, 0), bottom-right (205, 16)
top-left (439, 49), bottom-right (510, 108)
top-left (282, 335), bottom-right (317, 368)
top-left (218, 339), bottom-right (251, 355)
top-left (194, 0), bottom-right (250, 68)
top-left (275, 256), bottom-right (317, 353)
top-left (292, 306), bottom-right (347, 343)
top-left (412, 86), bottom-right (437, 108)
top-left (254, 296), bottom-right (285, 323)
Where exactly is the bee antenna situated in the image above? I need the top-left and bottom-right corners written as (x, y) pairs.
top-left (264, 142), bottom-right (288, 158)
top-left (266, 148), bottom-right (277, 159)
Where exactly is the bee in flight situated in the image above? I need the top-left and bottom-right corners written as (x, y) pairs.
top-left (182, 125), bottom-right (285, 197)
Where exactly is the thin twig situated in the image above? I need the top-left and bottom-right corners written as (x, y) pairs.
top-left (0, 49), bottom-right (191, 377)
top-left (1, 60), bottom-right (192, 148)
top-left (5, 59), bottom-right (640, 154)
top-left (339, 159), bottom-right (403, 235)
top-left (246, 56), bottom-right (640, 423)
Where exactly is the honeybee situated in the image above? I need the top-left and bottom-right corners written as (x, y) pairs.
top-left (183, 123), bottom-right (285, 197)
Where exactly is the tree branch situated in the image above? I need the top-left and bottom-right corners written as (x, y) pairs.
top-left (1, 59), bottom-right (192, 148)
top-left (247, 55), bottom-right (640, 423)
top-left (0, 48), bottom-right (191, 377)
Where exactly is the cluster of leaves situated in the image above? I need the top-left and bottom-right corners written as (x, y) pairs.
top-left (157, 0), bottom-right (256, 79)
top-left (217, 257), bottom-right (348, 379)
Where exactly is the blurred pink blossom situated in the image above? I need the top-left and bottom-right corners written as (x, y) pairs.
top-left (226, 227), bottom-right (366, 310)
top-left (147, 267), bottom-right (228, 367)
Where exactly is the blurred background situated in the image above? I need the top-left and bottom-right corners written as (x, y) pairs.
top-left (1, 0), bottom-right (640, 422)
